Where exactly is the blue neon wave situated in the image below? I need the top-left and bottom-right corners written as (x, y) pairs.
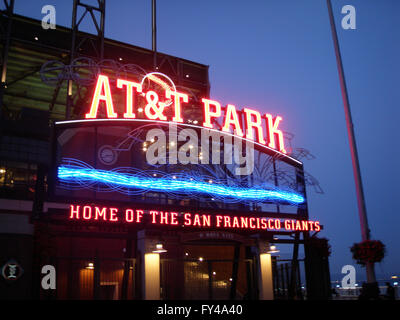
top-left (57, 165), bottom-right (305, 205)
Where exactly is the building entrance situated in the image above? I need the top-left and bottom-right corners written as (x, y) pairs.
top-left (160, 242), bottom-right (257, 300)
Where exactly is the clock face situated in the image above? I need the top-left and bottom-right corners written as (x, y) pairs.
top-left (98, 145), bottom-right (117, 165)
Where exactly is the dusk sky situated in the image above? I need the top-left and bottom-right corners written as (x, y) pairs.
top-left (15, 0), bottom-right (400, 281)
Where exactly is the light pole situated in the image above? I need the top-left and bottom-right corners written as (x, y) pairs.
top-left (152, 0), bottom-right (157, 70)
top-left (326, 0), bottom-right (376, 283)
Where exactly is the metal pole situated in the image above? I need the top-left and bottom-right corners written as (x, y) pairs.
top-left (326, 0), bottom-right (376, 283)
top-left (152, 0), bottom-right (157, 69)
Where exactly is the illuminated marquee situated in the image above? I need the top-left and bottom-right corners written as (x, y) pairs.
top-left (57, 163), bottom-right (305, 205)
top-left (85, 74), bottom-right (287, 154)
top-left (69, 205), bottom-right (321, 232)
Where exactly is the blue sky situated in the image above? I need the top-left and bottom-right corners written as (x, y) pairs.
top-left (15, 0), bottom-right (400, 281)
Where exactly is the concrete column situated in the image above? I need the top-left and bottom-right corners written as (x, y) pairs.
top-left (256, 241), bottom-right (274, 300)
top-left (137, 230), bottom-right (160, 300)
top-left (259, 253), bottom-right (274, 300)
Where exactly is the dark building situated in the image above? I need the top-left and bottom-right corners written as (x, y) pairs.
top-left (0, 5), bottom-right (331, 300)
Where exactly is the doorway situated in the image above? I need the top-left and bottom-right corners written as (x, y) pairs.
top-left (161, 243), bottom-right (256, 300)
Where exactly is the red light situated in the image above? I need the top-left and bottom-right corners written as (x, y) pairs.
top-left (125, 209), bottom-right (134, 222)
top-left (83, 206), bottom-right (92, 220)
top-left (170, 212), bottom-right (179, 225)
top-left (267, 219), bottom-right (275, 230)
top-left (94, 206), bottom-right (107, 220)
top-left (249, 217), bottom-right (256, 229)
top-left (160, 211), bottom-right (168, 224)
top-left (136, 210), bottom-right (144, 223)
top-left (222, 104), bottom-right (244, 137)
top-left (70, 205), bottom-right (80, 219)
top-left (109, 208), bottom-right (118, 221)
top-left (67, 204), bottom-right (320, 232)
top-left (83, 73), bottom-right (292, 156)
top-left (85, 75), bottom-right (117, 119)
top-left (149, 210), bottom-right (159, 223)
top-left (202, 98), bottom-right (221, 129)
top-left (117, 79), bottom-right (142, 119)
top-left (166, 89), bottom-right (188, 123)
top-left (184, 213), bottom-right (192, 226)
top-left (216, 215), bottom-right (223, 227)
top-left (265, 114), bottom-right (286, 154)
top-left (243, 108), bottom-right (266, 144)
top-left (144, 91), bottom-right (168, 121)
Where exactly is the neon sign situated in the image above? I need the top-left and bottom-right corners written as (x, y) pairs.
top-left (69, 204), bottom-right (321, 232)
top-left (58, 163), bottom-right (305, 205)
top-left (84, 73), bottom-right (287, 154)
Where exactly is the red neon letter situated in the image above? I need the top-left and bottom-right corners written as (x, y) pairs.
top-left (240, 217), bottom-right (248, 228)
top-left (284, 220), bottom-right (291, 230)
top-left (222, 104), bottom-right (244, 136)
top-left (265, 114), bottom-right (286, 153)
top-left (86, 75), bottom-right (117, 119)
top-left (125, 209), bottom-right (134, 222)
top-left (223, 215), bottom-right (231, 228)
top-left (193, 214), bottom-right (202, 226)
top-left (249, 217), bottom-right (256, 229)
top-left (160, 211), bottom-right (168, 224)
top-left (267, 219), bottom-right (275, 230)
top-left (109, 208), bottom-right (118, 222)
top-left (170, 212), bottom-right (178, 225)
top-left (150, 210), bottom-right (159, 224)
top-left (232, 216), bottom-right (240, 228)
top-left (117, 79), bottom-right (142, 119)
top-left (136, 210), bottom-right (144, 223)
top-left (144, 91), bottom-right (168, 121)
top-left (95, 207), bottom-right (107, 220)
top-left (166, 89), bottom-right (188, 123)
top-left (260, 218), bottom-right (267, 230)
top-left (202, 215), bottom-right (211, 227)
top-left (70, 205), bottom-right (80, 219)
top-left (216, 215), bottom-right (223, 227)
top-left (202, 98), bottom-right (221, 129)
top-left (184, 213), bottom-right (192, 226)
top-left (83, 206), bottom-right (92, 220)
top-left (243, 108), bottom-right (266, 144)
